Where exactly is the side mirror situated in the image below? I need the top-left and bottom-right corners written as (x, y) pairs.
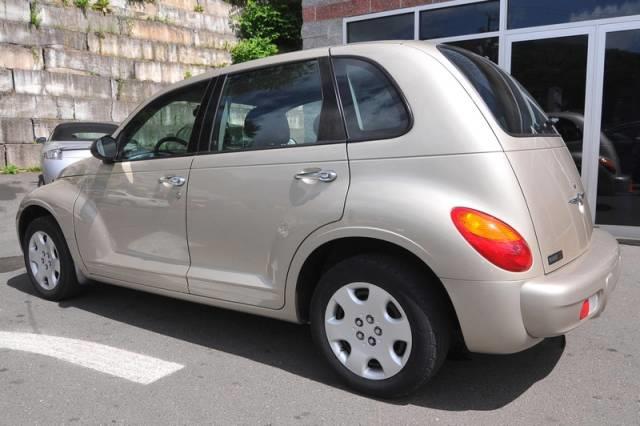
top-left (90, 135), bottom-right (118, 163)
top-left (35, 137), bottom-right (47, 144)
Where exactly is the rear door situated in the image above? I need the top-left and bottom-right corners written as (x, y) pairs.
top-left (506, 146), bottom-right (592, 273)
top-left (439, 46), bottom-right (592, 273)
top-left (186, 56), bottom-right (349, 308)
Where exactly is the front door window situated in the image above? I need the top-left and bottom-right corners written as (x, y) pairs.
top-left (118, 80), bottom-right (209, 161)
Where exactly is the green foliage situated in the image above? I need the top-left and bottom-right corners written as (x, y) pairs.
top-left (29, 1), bottom-right (42, 29)
top-left (0, 164), bottom-right (42, 174)
top-left (194, 4), bottom-right (204, 13)
top-left (74, 0), bottom-right (89, 12)
top-left (61, 0), bottom-right (70, 6)
top-left (231, 37), bottom-right (278, 63)
top-left (184, 70), bottom-right (193, 79)
top-left (1, 164), bottom-right (19, 175)
top-left (235, 0), bottom-right (300, 48)
top-left (92, 0), bottom-right (112, 14)
top-left (230, 0), bottom-right (301, 64)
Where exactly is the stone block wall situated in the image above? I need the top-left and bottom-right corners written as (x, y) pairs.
top-left (301, 0), bottom-right (445, 49)
top-left (0, 0), bottom-right (236, 167)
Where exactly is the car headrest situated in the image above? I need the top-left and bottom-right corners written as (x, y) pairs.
top-left (244, 108), bottom-right (290, 148)
top-left (313, 114), bottom-right (320, 137)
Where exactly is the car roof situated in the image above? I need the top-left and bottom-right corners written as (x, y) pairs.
top-left (159, 41), bottom-right (440, 95)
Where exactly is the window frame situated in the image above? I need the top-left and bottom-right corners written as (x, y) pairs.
top-left (330, 55), bottom-right (414, 143)
top-left (201, 56), bottom-right (347, 155)
top-left (346, 12), bottom-right (415, 43)
top-left (114, 78), bottom-right (215, 162)
top-left (418, 0), bottom-right (500, 40)
top-left (342, 0), bottom-right (503, 46)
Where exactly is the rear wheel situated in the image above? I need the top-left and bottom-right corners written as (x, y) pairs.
top-left (23, 216), bottom-right (80, 301)
top-left (310, 254), bottom-right (450, 398)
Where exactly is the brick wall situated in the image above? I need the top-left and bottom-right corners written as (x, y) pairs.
top-left (0, 0), bottom-right (236, 168)
top-left (302, 0), bottom-right (446, 49)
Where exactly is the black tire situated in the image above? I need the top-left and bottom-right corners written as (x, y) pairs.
top-left (22, 216), bottom-right (81, 301)
top-left (310, 254), bottom-right (451, 398)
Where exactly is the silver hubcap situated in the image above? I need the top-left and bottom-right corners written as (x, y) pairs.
top-left (324, 283), bottom-right (412, 380)
top-left (28, 231), bottom-right (61, 290)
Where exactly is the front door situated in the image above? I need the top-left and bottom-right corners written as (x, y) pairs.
top-left (187, 56), bottom-right (349, 309)
top-left (75, 80), bottom-right (211, 292)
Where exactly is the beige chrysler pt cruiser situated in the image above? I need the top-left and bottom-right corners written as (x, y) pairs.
top-left (17, 42), bottom-right (621, 398)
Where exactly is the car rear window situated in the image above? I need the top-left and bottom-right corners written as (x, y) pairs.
top-left (51, 123), bottom-right (118, 141)
top-left (438, 45), bottom-right (557, 137)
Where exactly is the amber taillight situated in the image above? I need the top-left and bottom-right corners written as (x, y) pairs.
top-left (451, 207), bottom-right (533, 272)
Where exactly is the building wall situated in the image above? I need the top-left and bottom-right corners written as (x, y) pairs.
top-left (302, 0), bottom-right (446, 49)
top-left (0, 0), bottom-right (236, 168)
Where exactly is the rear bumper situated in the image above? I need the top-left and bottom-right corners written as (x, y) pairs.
top-left (521, 229), bottom-right (620, 337)
top-left (442, 229), bottom-right (621, 354)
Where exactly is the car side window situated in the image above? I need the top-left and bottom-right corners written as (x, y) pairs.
top-left (211, 59), bottom-right (344, 152)
top-left (332, 57), bottom-right (411, 141)
top-left (118, 80), bottom-right (209, 161)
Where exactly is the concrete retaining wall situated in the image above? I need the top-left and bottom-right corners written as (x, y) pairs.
top-left (0, 0), bottom-right (236, 168)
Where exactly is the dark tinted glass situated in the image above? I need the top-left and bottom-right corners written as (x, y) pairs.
top-left (333, 58), bottom-right (410, 141)
top-left (511, 35), bottom-right (588, 115)
top-left (510, 35), bottom-right (588, 173)
top-left (439, 45), bottom-right (557, 137)
top-left (51, 122), bottom-right (117, 141)
top-left (420, 1), bottom-right (499, 40)
top-left (212, 60), bottom-right (344, 152)
top-left (444, 37), bottom-right (499, 63)
top-left (347, 13), bottom-right (414, 43)
top-left (596, 29), bottom-right (640, 227)
top-left (509, 0), bottom-right (640, 29)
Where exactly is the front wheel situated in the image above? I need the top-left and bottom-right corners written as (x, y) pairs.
top-left (23, 216), bottom-right (80, 301)
top-left (310, 254), bottom-right (451, 398)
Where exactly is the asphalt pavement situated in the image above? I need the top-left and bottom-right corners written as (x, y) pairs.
top-left (0, 173), bottom-right (639, 425)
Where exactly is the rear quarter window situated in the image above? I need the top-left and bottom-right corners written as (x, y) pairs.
top-left (438, 45), bottom-right (557, 137)
top-left (332, 57), bottom-right (411, 141)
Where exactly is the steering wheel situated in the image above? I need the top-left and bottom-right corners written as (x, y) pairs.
top-left (154, 136), bottom-right (188, 154)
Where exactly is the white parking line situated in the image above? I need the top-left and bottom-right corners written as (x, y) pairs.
top-left (0, 332), bottom-right (184, 384)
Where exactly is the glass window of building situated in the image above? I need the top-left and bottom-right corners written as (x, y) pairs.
top-left (347, 13), bottom-right (414, 43)
top-left (595, 28), bottom-right (640, 227)
top-left (508, 0), bottom-right (640, 29)
top-left (419, 1), bottom-right (499, 40)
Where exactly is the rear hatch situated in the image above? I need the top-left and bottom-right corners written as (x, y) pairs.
top-left (506, 146), bottom-right (592, 272)
top-left (439, 45), bottom-right (592, 273)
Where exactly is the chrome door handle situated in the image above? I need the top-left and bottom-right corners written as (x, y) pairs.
top-left (159, 175), bottom-right (186, 187)
top-left (294, 168), bottom-right (337, 183)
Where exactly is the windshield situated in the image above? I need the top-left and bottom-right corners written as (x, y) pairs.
top-left (438, 45), bottom-right (557, 137)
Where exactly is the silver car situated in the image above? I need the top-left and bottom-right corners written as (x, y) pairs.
top-left (17, 42), bottom-right (620, 398)
top-left (37, 122), bottom-right (118, 185)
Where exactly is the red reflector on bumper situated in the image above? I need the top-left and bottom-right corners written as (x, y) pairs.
top-left (579, 299), bottom-right (590, 320)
